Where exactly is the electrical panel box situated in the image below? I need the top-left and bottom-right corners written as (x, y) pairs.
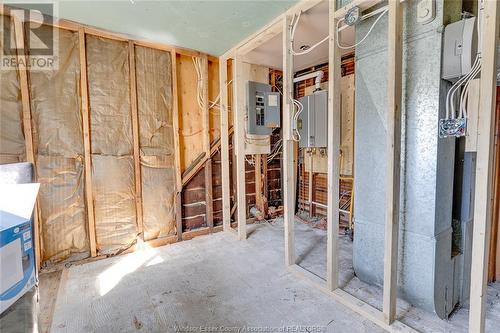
top-left (442, 17), bottom-right (477, 82)
top-left (297, 90), bottom-right (328, 148)
top-left (246, 81), bottom-right (281, 135)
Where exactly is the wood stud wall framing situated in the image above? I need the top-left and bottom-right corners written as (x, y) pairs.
top-left (218, 0), bottom-right (500, 332)
top-left (2, 5), bottom-right (219, 266)
top-left (4, 2), bottom-right (500, 333)
top-left (220, 0), bottom-right (500, 332)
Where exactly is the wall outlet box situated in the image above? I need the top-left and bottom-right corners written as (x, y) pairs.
top-left (439, 118), bottom-right (466, 138)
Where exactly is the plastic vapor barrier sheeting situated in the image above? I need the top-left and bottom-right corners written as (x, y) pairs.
top-left (86, 36), bottom-right (138, 254)
top-left (29, 26), bottom-right (90, 262)
top-left (0, 15), bottom-right (25, 165)
top-left (135, 46), bottom-right (176, 240)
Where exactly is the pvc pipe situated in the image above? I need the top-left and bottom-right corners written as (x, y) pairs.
top-left (293, 70), bottom-right (324, 91)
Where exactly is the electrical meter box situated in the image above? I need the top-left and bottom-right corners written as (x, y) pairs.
top-left (442, 17), bottom-right (477, 82)
top-left (246, 81), bottom-right (281, 135)
top-left (297, 90), bottom-right (328, 148)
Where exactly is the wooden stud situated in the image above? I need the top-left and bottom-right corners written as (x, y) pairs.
top-left (232, 134), bottom-right (238, 220)
top-left (171, 50), bottom-right (182, 191)
top-left (128, 41), bottom-right (144, 241)
top-left (283, 14), bottom-right (295, 266)
top-left (255, 154), bottom-right (263, 213)
top-left (262, 153), bottom-right (268, 217)
top-left (490, 87), bottom-right (500, 281)
top-left (233, 55), bottom-right (247, 240)
top-left (171, 49), bottom-right (183, 240)
top-left (219, 57), bottom-right (231, 232)
top-left (326, 0), bottom-right (341, 291)
top-left (13, 16), bottom-right (42, 270)
top-left (200, 55), bottom-right (214, 231)
top-left (382, 0), bottom-right (404, 324)
top-left (308, 152), bottom-right (314, 217)
top-left (175, 192), bottom-right (183, 241)
top-left (205, 159), bottom-right (214, 231)
top-left (309, 171), bottom-right (315, 217)
top-left (468, 1), bottom-right (500, 332)
top-left (202, 55), bottom-right (211, 156)
top-left (78, 28), bottom-right (98, 257)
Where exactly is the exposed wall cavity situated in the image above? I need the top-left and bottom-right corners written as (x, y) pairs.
top-left (86, 36), bottom-right (138, 254)
top-left (0, 15), bottom-right (25, 165)
top-left (352, 0), bottom-right (461, 318)
top-left (135, 46), bottom-right (176, 240)
top-left (29, 26), bottom-right (90, 263)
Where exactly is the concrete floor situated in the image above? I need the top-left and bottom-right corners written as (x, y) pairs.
top-left (293, 220), bottom-right (500, 332)
top-left (3, 219), bottom-right (500, 332)
top-left (49, 220), bottom-right (384, 333)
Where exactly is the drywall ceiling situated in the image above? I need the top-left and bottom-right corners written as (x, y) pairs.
top-left (9, 0), bottom-right (299, 56)
top-left (244, 1), bottom-right (355, 71)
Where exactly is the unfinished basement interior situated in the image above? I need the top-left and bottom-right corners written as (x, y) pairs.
top-left (1, 0), bottom-right (500, 332)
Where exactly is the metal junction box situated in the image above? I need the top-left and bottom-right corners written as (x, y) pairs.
top-left (246, 81), bottom-right (281, 135)
top-left (297, 90), bottom-right (328, 148)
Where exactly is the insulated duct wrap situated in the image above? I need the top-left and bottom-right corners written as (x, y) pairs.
top-left (0, 15), bottom-right (25, 165)
top-left (86, 36), bottom-right (137, 254)
top-left (29, 26), bottom-right (90, 262)
top-left (135, 46), bottom-right (176, 240)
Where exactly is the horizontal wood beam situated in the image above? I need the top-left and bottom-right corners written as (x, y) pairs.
top-left (288, 265), bottom-right (417, 333)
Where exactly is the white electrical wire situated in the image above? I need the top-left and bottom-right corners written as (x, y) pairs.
top-left (273, 84), bottom-right (303, 142)
top-left (193, 55), bottom-right (233, 112)
top-left (459, 60), bottom-right (481, 118)
top-left (192, 56), bottom-right (206, 111)
top-left (290, 11), bottom-right (329, 56)
top-left (292, 36), bottom-right (329, 56)
top-left (336, 8), bottom-right (389, 50)
top-left (292, 99), bottom-right (304, 142)
top-left (446, 56), bottom-right (480, 119)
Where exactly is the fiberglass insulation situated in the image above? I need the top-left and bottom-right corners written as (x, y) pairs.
top-left (135, 46), bottom-right (176, 240)
top-left (28, 26), bottom-right (90, 262)
top-left (86, 36), bottom-right (138, 254)
top-left (0, 15), bottom-right (25, 165)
